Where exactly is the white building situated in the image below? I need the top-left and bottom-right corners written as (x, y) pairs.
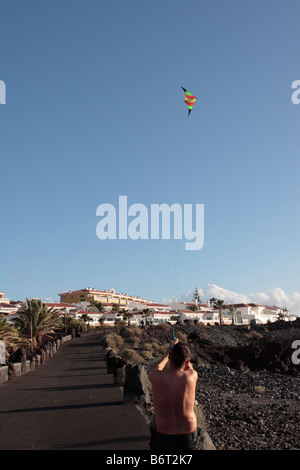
top-left (128, 301), bottom-right (169, 312)
top-left (222, 303), bottom-right (291, 325)
top-left (146, 310), bottom-right (179, 325)
top-left (176, 309), bottom-right (220, 324)
top-left (0, 292), bottom-right (10, 304)
top-left (0, 302), bottom-right (22, 315)
top-left (169, 300), bottom-right (212, 312)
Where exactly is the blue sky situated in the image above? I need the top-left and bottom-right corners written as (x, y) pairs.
top-left (1, 1), bottom-right (299, 313)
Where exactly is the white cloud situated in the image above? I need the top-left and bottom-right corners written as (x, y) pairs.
top-left (164, 284), bottom-right (300, 315)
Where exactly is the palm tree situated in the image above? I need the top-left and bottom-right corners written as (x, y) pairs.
top-left (209, 297), bottom-right (218, 306)
top-left (117, 309), bottom-right (134, 326)
top-left (278, 308), bottom-right (289, 321)
top-left (88, 300), bottom-right (104, 312)
top-left (211, 299), bottom-right (226, 325)
top-left (142, 308), bottom-right (152, 325)
top-left (228, 305), bottom-right (236, 325)
top-left (13, 299), bottom-right (62, 348)
top-left (99, 316), bottom-right (106, 330)
top-left (79, 313), bottom-right (93, 329)
top-left (0, 315), bottom-right (30, 352)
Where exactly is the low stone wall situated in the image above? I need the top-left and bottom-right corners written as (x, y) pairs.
top-left (0, 335), bottom-right (72, 384)
top-left (0, 366), bottom-right (8, 384)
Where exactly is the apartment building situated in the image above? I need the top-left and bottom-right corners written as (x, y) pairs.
top-left (0, 292), bottom-right (10, 304)
top-left (222, 303), bottom-right (291, 324)
top-left (58, 287), bottom-right (154, 308)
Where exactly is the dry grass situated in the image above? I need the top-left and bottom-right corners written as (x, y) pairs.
top-left (254, 385), bottom-right (266, 394)
top-left (121, 348), bottom-right (144, 363)
top-left (176, 331), bottom-right (188, 343)
top-left (113, 366), bottom-right (126, 386)
top-left (243, 330), bottom-right (264, 340)
top-left (105, 333), bottom-right (124, 350)
top-left (141, 350), bottom-right (153, 360)
top-left (154, 323), bottom-right (171, 334)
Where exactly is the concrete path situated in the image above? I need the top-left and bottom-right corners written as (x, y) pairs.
top-left (0, 333), bottom-right (150, 450)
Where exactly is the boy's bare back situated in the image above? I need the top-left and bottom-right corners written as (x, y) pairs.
top-left (149, 347), bottom-right (198, 434)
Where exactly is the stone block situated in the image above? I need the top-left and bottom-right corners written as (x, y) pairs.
top-left (0, 366), bottom-right (8, 384)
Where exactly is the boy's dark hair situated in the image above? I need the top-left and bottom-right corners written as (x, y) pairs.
top-left (169, 342), bottom-right (190, 369)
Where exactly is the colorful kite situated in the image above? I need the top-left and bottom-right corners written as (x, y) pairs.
top-left (181, 87), bottom-right (197, 115)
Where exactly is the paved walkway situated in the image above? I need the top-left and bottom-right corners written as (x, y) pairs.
top-left (0, 333), bottom-right (150, 450)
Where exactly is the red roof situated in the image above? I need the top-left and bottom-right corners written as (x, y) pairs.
top-left (146, 303), bottom-right (167, 307)
top-left (230, 303), bottom-right (250, 308)
top-left (46, 303), bottom-right (78, 308)
top-left (263, 305), bottom-right (281, 311)
top-left (76, 310), bottom-right (98, 314)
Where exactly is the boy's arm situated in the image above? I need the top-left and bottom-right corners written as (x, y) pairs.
top-left (149, 346), bottom-right (170, 373)
top-left (149, 338), bottom-right (178, 373)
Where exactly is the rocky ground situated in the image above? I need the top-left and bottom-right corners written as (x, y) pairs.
top-left (195, 366), bottom-right (300, 450)
top-left (188, 320), bottom-right (300, 450)
top-left (110, 318), bottom-right (300, 450)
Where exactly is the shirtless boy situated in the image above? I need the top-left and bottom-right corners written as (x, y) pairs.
top-left (148, 337), bottom-right (199, 450)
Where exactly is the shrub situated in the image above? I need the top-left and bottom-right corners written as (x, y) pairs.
top-left (141, 350), bottom-right (153, 360)
top-left (155, 323), bottom-right (171, 333)
top-left (119, 326), bottom-right (143, 347)
top-left (70, 319), bottom-right (87, 333)
top-left (244, 331), bottom-right (263, 340)
top-left (194, 356), bottom-right (210, 368)
top-left (254, 385), bottom-right (266, 394)
top-left (128, 335), bottom-right (142, 346)
top-left (113, 366), bottom-right (126, 385)
top-left (200, 332), bottom-right (210, 341)
top-left (142, 343), bottom-right (154, 352)
top-left (130, 326), bottom-right (142, 337)
top-left (121, 348), bottom-right (144, 363)
top-left (176, 331), bottom-right (188, 343)
top-left (105, 333), bottom-right (124, 350)
top-left (120, 326), bottom-right (141, 338)
top-left (103, 346), bottom-right (117, 356)
top-left (152, 342), bottom-right (169, 357)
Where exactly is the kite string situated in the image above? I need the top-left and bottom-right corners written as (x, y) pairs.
top-left (172, 139), bottom-right (187, 302)
top-left (172, 237), bottom-right (180, 301)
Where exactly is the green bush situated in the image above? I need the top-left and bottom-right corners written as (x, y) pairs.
top-left (70, 319), bottom-right (87, 333)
